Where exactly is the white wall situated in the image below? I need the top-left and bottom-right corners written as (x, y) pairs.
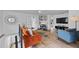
top-left (69, 10), bottom-right (79, 16)
top-left (2, 11), bottom-right (28, 34)
top-left (0, 11), bottom-right (3, 35)
top-left (1, 11), bottom-right (40, 35)
top-left (52, 13), bottom-right (69, 29)
top-left (52, 10), bottom-right (79, 30)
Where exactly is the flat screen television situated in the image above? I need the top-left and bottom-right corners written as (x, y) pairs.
top-left (56, 17), bottom-right (68, 24)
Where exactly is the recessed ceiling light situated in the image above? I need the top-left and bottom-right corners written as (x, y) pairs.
top-left (38, 10), bottom-right (41, 13)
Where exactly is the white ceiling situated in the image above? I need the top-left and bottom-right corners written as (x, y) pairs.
top-left (3, 10), bottom-right (68, 15)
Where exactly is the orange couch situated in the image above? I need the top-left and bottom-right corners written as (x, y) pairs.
top-left (21, 27), bottom-right (42, 48)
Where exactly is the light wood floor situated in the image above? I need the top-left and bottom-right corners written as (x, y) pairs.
top-left (34, 30), bottom-right (78, 48)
